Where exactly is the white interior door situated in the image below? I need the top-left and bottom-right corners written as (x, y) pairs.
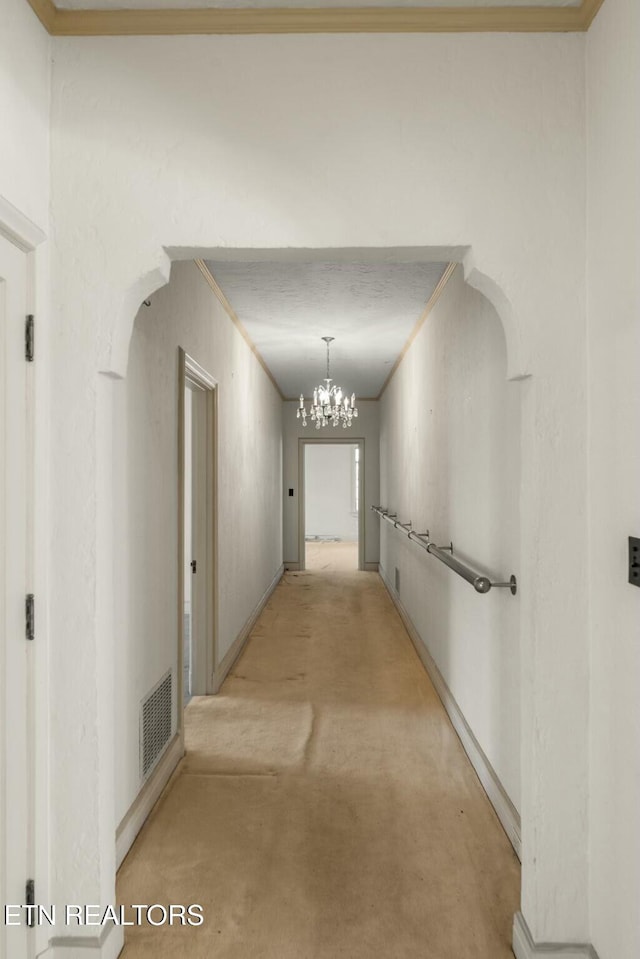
top-left (180, 351), bottom-right (216, 717)
top-left (0, 234), bottom-right (32, 959)
top-left (188, 381), bottom-right (209, 697)
top-left (183, 376), bottom-right (213, 702)
top-left (183, 384), bottom-right (193, 703)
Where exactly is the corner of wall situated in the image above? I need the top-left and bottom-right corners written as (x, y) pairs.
top-left (512, 912), bottom-right (600, 959)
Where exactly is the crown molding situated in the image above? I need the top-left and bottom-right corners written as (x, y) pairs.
top-left (27, 0), bottom-right (57, 31)
top-left (194, 259), bottom-right (285, 400)
top-left (26, 0), bottom-right (605, 37)
top-left (377, 261), bottom-right (457, 399)
top-left (580, 0), bottom-right (606, 27)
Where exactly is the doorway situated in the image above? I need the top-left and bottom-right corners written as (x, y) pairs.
top-left (299, 439), bottom-right (365, 571)
top-left (0, 234), bottom-right (32, 959)
top-left (179, 350), bottom-right (217, 714)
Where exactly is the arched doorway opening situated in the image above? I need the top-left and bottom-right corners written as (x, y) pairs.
top-left (99, 249), bottom-right (521, 959)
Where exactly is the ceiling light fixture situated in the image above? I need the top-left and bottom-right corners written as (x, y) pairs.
top-left (297, 336), bottom-right (358, 429)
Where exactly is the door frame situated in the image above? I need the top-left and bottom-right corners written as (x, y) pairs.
top-left (178, 349), bottom-right (218, 738)
top-left (298, 436), bottom-right (365, 572)
top-left (0, 199), bottom-right (46, 958)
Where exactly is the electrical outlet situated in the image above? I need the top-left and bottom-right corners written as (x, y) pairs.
top-left (629, 537), bottom-right (640, 587)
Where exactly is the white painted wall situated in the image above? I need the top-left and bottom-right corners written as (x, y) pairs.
top-left (586, 3), bottom-right (640, 958)
top-left (0, 0), bottom-right (50, 228)
top-left (111, 260), bottom-right (283, 825)
top-left (305, 444), bottom-right (358, 541)
top-left (379, 265), bottom-right (521, 809)
top-left (49, 31), bottom-right (588, 944)
top-left (283, 402), bottom-right (379, 566)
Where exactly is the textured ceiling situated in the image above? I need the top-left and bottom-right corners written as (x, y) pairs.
top-left (205, 256), bottom-right (449, 399)
top-left (57, 0), bottom-right (579, 9)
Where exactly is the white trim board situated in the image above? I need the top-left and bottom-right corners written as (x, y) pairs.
top-left (212, 563), bottom-right (284, 693)
top-left (512, 913), bottom-right (600, 959)
top-left (184, 350), bottom-right (218, 390)
top-left (379, 564), bottom-right (522, 860)
top-left (42, 923), bottom-right (124, 958)
top-left (0, 195), bottom-right (46, 251)
top-left (0, 201), bottom-right (50, 959)
top-left (115, 733), bottom-right (184, 869)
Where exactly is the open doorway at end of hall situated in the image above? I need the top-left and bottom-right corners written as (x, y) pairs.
top-left (300, 439), bottom-right (364, 572)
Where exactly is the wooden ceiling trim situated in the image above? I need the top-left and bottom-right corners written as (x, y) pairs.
top-left (581, 0), bottom-right (606, 28)
top-left (194, 259), bottom-right (285, 400)
top-left (26, 0), bottom-right (602, 37)
top-left (27, 0), bottom-right (57, 31)
top-left (377, 261), bottom-right (457, 400)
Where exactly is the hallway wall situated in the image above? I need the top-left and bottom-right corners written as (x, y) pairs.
top-left (111, 259), bottom-right (283, 825)
top-left (379, 265), bottom-right (521, 811)
top-left (49, 30), bottom-right (589, 946)
top-left (0, 0), bottom-right (50, 228)
top-left (283, 402), bottom-right (379, 567)
top-left (586, 2), bottom-right (640, 957)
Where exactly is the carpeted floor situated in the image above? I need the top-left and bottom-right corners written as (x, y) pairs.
top-left (305, 540), bottom-right (358, 570)
top-left (117, 569), bottom-right (520, 958)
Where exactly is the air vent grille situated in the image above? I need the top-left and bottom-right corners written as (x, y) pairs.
top-left (140, 671), bottom-right (172, 780)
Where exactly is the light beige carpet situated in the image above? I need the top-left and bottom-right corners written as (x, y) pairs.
top-left (305, 540), bottom-right (358, 571)
top-left (117, 569), bottom-right (520, 958)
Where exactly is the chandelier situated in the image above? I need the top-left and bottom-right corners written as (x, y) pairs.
top-left (297, 336), bottom-right (358, 430)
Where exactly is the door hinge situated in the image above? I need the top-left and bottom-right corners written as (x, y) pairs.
top-left (190, 560), bottom-right (197, 574)
top-left (26, 879), bottom-right (35, 926)
top-left (25, 315), bottom-right (34, 362)
top-left (26, 594), bottom-right (35, 641)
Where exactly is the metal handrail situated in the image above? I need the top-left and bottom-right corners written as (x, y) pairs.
top-left (371, 506), bottom-right (517, 596)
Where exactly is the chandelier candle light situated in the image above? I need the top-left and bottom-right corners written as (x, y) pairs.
top-left (297, 336), bottom-right (358, 430)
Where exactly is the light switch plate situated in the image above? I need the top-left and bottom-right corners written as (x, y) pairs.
top-left (629, 537), bottom-right (640, 587)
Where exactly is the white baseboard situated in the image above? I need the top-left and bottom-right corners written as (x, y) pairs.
top-left (115, 733), bottom-right (184, 869)
top-left (212, 563), bottom-right (284, 694)
top-left (40, 923), bottom-right (124, 958)
top-left (379, 565), bottom-right (522, 860)
top-left (512, 912), bottom-right (600, 959)
top-left (284, 561), bottom-right (300, 571)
